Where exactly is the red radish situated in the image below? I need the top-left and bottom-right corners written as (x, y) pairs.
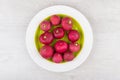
top-left (54, 40), bottom-right (68, 53)
top-left (64, 51), bottom-right (74, 61)
top-left (53, 27), bottom-right (65, 39)
top-left (40, 45), bottom-right (53, 59)
top-left (40, 21), bottom-right (51, 31)
top-left (52, 53), bottom-right (63, 63)
top-left (39, 32), bottom-right (53, 44)
top-left (62, 17), bottom-right (73, 30)
top-left (68, 30), bottom-right (80, 42)
top-left (50, 15), bottom-right (61, 26)
top-left (69, 42), bottom-right (80, 52)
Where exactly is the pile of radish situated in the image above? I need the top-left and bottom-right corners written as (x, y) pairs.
top-left (39, 15), bottom-right (81, 63)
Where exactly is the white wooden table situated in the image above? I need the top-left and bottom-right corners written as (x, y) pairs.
top-left (0, 0), bottom-right (120, 80)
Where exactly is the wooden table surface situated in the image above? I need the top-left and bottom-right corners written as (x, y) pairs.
top-left (0, 0), bottom-right (120, 80)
